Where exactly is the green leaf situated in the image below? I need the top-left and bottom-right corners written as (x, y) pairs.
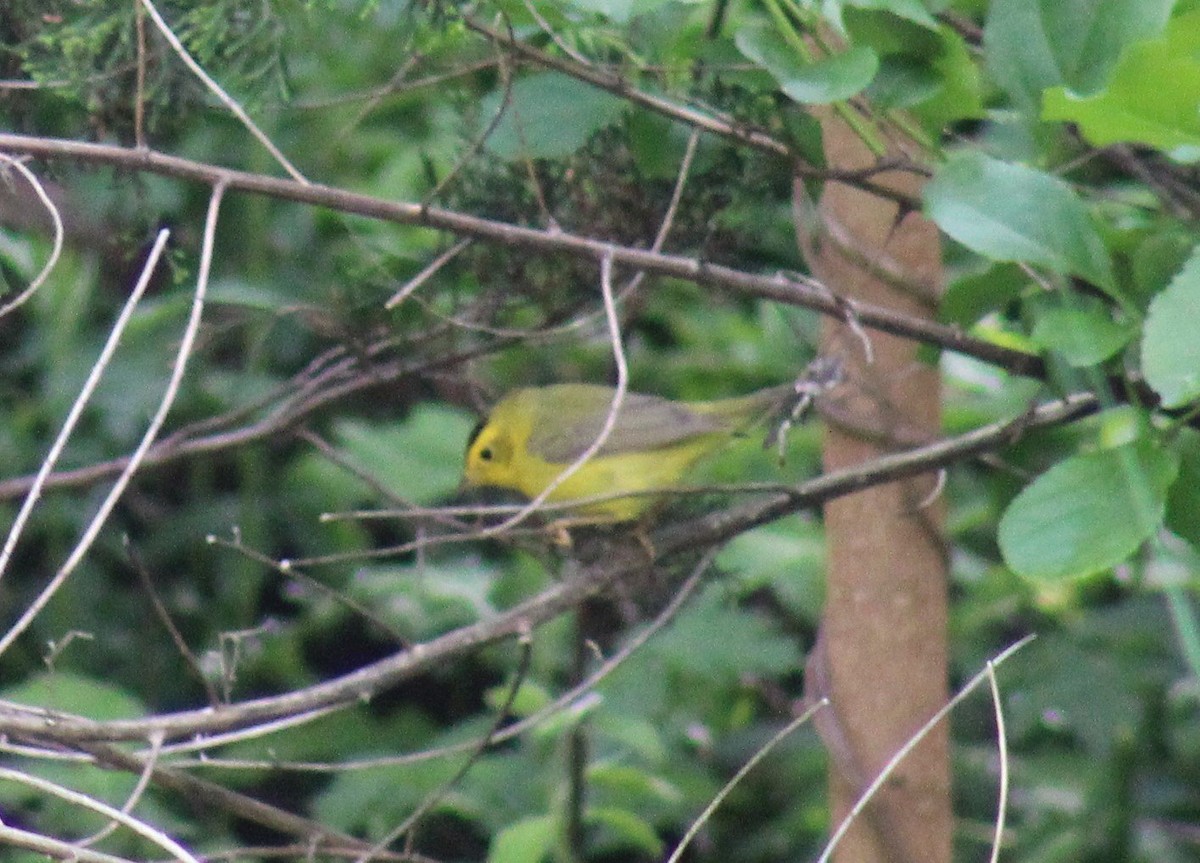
top-left (1143, 245), bottom-right (1200, 407)
top-left (940, 263), bottom-right (1026, 326)
top-left (489, 815), bottom-right (558, 863)
top-left (587, 805), bottom-right (665, 856)
top-left (1029, 303), bottom-right (1135, 367)
top-left (717, 520), bottom-right (825, 620)
top-left (352, 559), bottom-right (501, 640)
top-left (2, 671), bottom-right (145, 720)
top-left (589, 763), bottom-right (682, 810)
top-left (316, 758), bottom-right (461, 835)
top-left (984, 0), bottom-right (1175, 107)
top-left (565, 0), bottom-right (676, 22)
top-left (1007, 633), bottom-right (1144, 754)
top-left (1166, 429), bottom-right (1200, 547)
top-left (914, 28), bottom-right (985, 128)
top-left (483, 72), bottom-right (626, 159)
top-left (999, 440), bottom-right (1178, 582)
top-left (486, 679), bottom-right (553, 717)
top-left (846, 0), bottom-right (937, 29)
top-left (822, 0), bottom-right (938, 32)
top-left (925, 152), bottom-right (1115, 291)
top-left (1043, 11), bottom-right (1200, 152)
top-left (650, 588), bottom-right (801, 677)
top-left (333, 404), bottom-right (476, 505)
top-left (734, 23), bottom-right (878, 104)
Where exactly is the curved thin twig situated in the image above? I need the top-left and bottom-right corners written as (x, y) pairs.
top-left (0, 155), bottom-right (64, 318)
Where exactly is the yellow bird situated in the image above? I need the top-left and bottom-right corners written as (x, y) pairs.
top-left (461, 383), bottom-right (796, 521)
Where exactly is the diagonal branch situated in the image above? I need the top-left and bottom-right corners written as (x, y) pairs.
top-left (0, 391), bottom-right (1095, 746)
top-left (0, 132), bottom-right (1046, 380)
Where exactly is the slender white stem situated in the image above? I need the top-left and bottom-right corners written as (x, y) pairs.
top-left (0, 154), bottom-right (64, 318)
top-left (667, 698), bottom-right (829, 863)
top-left (816, 634), bottom-right (1034, 863)
top-left (476, 250), bottom-right (629, 535)
top-left (0, 182), bottom-right (223, 659)
top-left (137, 0), bottom-right (308, 184)
top-left (0, 230), bottom-right (169, 586)
top-left (77, 731), bottom-right (164, 848)
top-left (986, 658), bottom-right (1011, 863)
top-left (0, 824), bottom-right (136, 863)
top-left (0, 765), bottom-right (200, 863)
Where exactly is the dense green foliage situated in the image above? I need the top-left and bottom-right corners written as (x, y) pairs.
top-left (2, 1), bottom-right (1200, 861)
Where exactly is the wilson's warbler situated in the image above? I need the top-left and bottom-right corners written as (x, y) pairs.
top-left (461, 383), bottom-right (796, 521)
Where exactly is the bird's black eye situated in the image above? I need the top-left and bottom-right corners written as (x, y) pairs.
top-left (466, 419), bottom-right (486, 450)
top-left (479, 446), bottom-right (494, 461)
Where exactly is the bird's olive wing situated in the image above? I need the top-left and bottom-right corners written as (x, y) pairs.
top-left (527, 391), bottom-right (727, 463)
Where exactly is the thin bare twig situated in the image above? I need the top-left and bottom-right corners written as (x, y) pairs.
top-left (0, 132), bottom-right (1048, 380)
top-left (814, 635), bottom-right (1034, 863)
top-left (137, 0), bottom-right (307, 184)
top-left (77, 739), bottom-right (371, 853)
top-left (986, 657), bottom-right (1011, 863)
top-left (362, 629), bottom-right (534, 861)
top-left (523, 0), bottom-right (592, 65)
top-left (0, 395), bottom-right (1090, 745)
top-left (459, 15), bottom-right (921, 207)
top-left (0, 154), bottom-right (65, 318)
top-left (161, 548), bottom-right (716, 773)
top-left (0, 765), bottom-right (200, 863)
top-left (0, 824), bottom-right (137, 863)
top-left (126, 537), bottom-right (222, 706)
top-left (134, 0), bottom-right (147, 149)
top-left (667, 698), bottom-right (829, 863)
top-left (0, 182), bottom-right (220, 658)
top-left (0, 229), bottom-right (169, 588)
top-left (384, 237), bottom-right (473, 309)
top-left (207, 530), bottom-right (409, 646)
top-left (422, 23), bottom-right (516, 206)
top-left (75, 730), bottom-right (164, 849)
top-left (473, 251), bottom-right (630, 535)
top-left (0, 550), bottom-right (625, 742)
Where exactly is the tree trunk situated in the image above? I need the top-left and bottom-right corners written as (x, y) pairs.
top-left (808, 114), bottom-right (951, 863)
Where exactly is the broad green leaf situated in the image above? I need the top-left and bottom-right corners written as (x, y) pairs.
top-left (1131, 228), bottom-right (1197, 303)
top-left (2, 671), bottom-right (145, 721)
top-left (984, 0), bottom-right (1175, 107)
top-left (998, 441), bottom-right (1178, 582)
top-left (588, 763), bottom-right (682, 808)
top-left (650, 589), bottom-right (801, 677)
top-left (208, 276), bottom-right (296, 311)
top-left (846, 0), bottom-right (937, 29)
top-left (1143, 246), bottom-right (1200, 407)
top-left (485, 679), bottom-right (553, 717)
top-left (734, 22), bottom-right (878, 104)
top-left (940, 263), bottom-right (1026, 326)
top-left (333, 405), bottom-right (476, 505)
top-left (1030, 304), bottom-right (1135, 367)
top-left (1007, 633), bottom-right (1144, 754)
top-left (718, 520), bottom-right (825, 620)
top-left (489, 815), bottom-right (557, 863)
top-left (915, 27), bottom-right (985, 128)
top-left (352, 559), bottom-right (500, 640)
top-left (483, 72), bottom-right (626, 159)
top-left (1166, 428), bottom-right (1200, 547)
top-left (587, 806), bottom-right (665, 856)
top-left (842, 10), bottom-right (982, 125)
top-left (1044, 11), bottom-right (1200, 152)
top-left (821, 0), bottom-right (938, 31)
top-left (316, 758), bottom-right (461, 834)
top-left (925, 152), bottom-right (1115, 291)
top-left (565, 0), bottom-right (676, 22)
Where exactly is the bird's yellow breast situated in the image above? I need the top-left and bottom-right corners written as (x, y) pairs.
top-left (462, 386), bottom-right (732, 520)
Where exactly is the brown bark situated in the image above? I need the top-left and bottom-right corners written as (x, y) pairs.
top-left (807, 115), bottom-right (951, 863)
